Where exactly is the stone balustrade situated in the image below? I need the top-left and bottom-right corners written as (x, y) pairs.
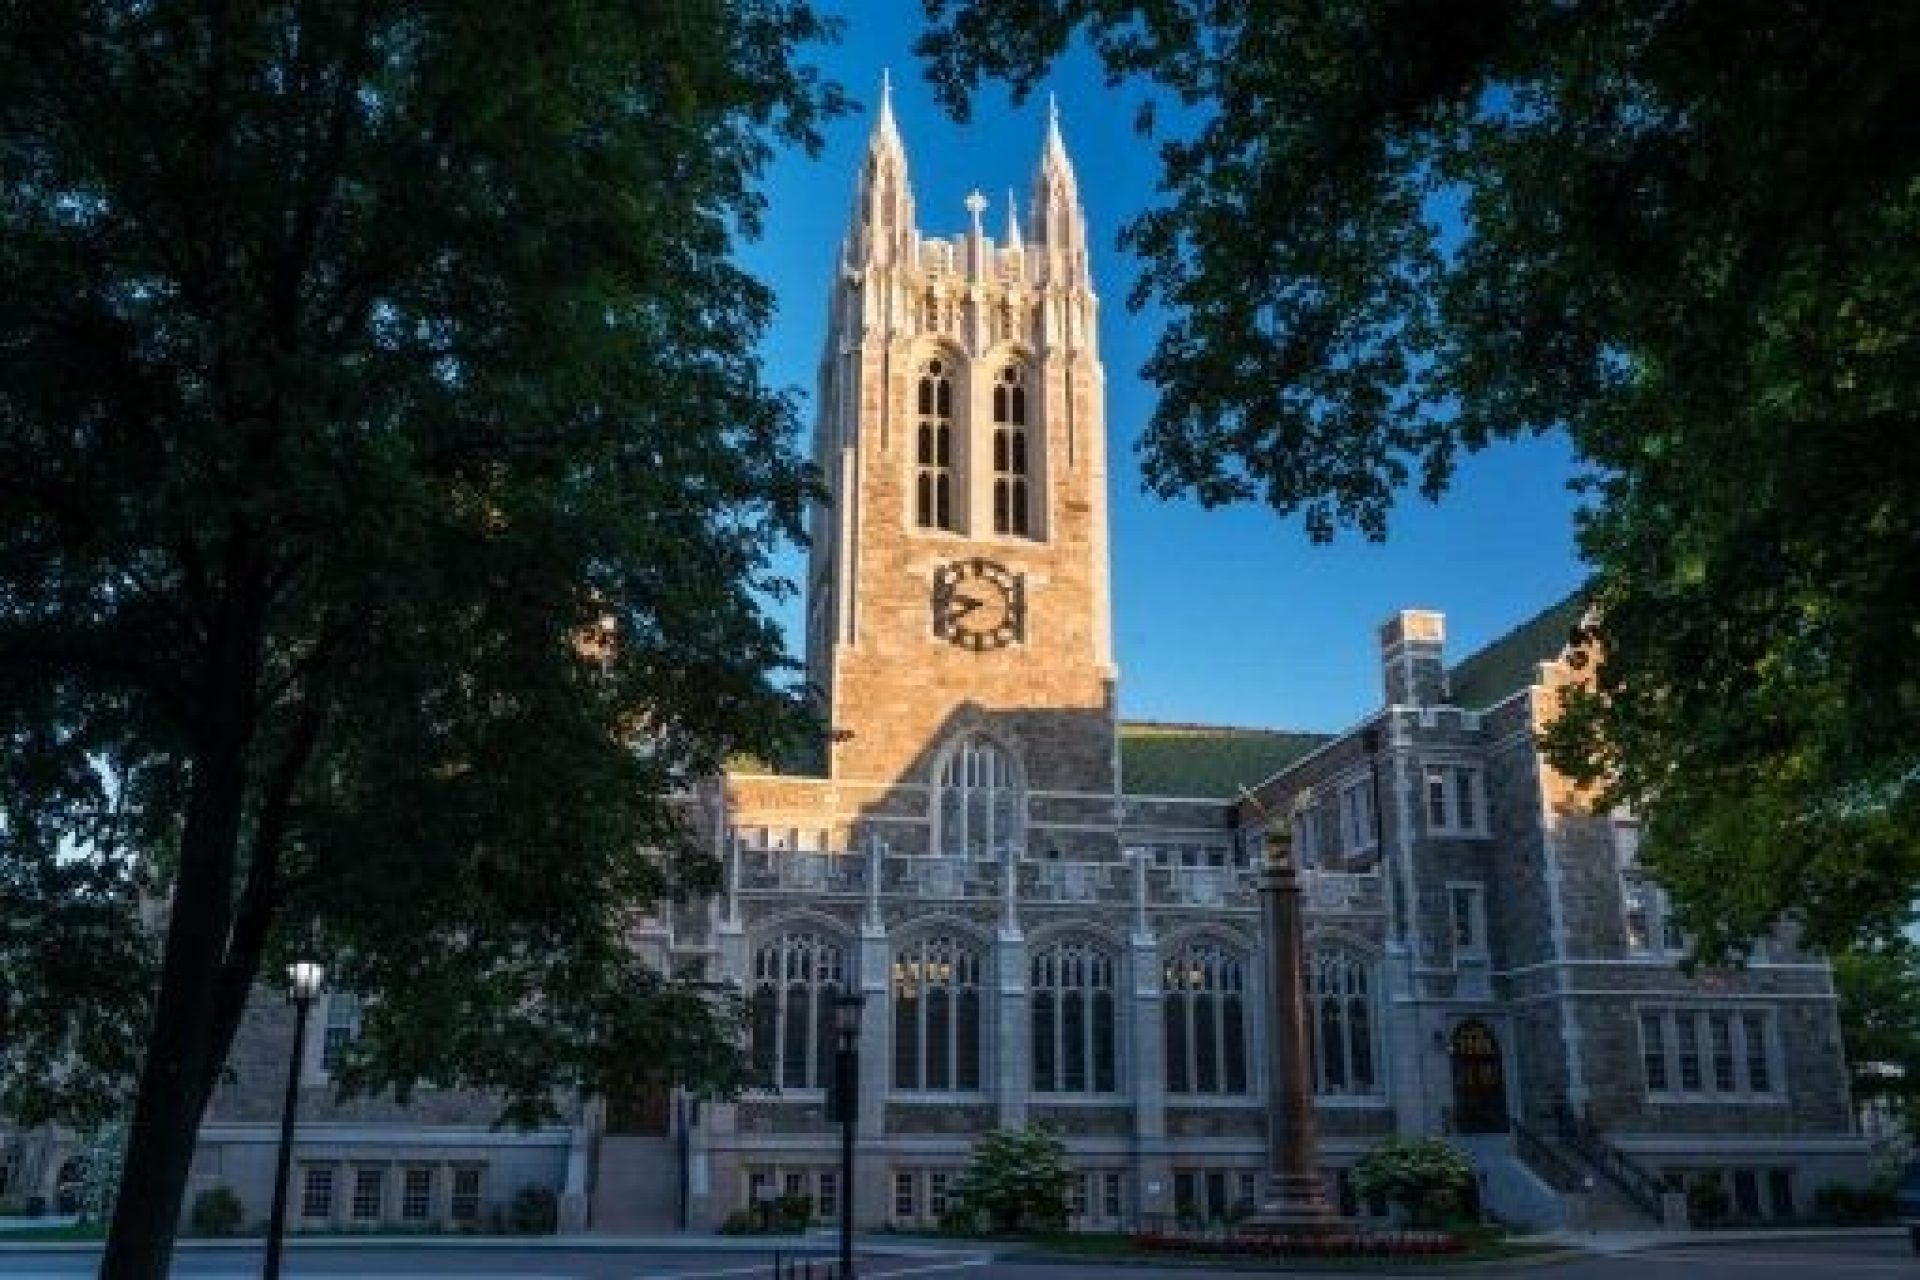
top-left (728, 840), bottom-right (1386, 920)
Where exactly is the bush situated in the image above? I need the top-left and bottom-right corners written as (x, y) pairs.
top-left (946, 1125), bottom-right (1073, 1235)
top-left (189, 1186), bottom-right (245, 1237)
top-left (1814, 1181), bottom-right (1896, 1225)
top-left (717, 1209), bottom-right (756, 1235)
top-left (1351, 1138), bottom-right (1475, 1228)
top-left (774, 1192), bottom-right (813, 1231)
top-left (508, 1186), bottom-right (558, 1235)
top-left (1685, 1175), bottom-right (1730, 1226)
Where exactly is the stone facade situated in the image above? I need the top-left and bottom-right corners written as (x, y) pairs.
top-left (9, 87), bottom-right (1864, 1238)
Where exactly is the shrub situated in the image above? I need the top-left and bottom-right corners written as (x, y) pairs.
top-left (508, 1186), bottom-right (558, 1235)
top-left (1351, 1138), bottom-right (1474, 1228)
top-left (946, 1125), bottom-right (1073, 1235)
top-left (774, 1192), bottom-right (813, 1231)
top-left (1814, 1181), bottom-right (1895, 1225)
top-left (1685, 1175), bottom-right (1730, 1226)
top-left (717, 1209), bottom-right (756, 1235)
top-left (189, 1186), bottom-right (245, 1237)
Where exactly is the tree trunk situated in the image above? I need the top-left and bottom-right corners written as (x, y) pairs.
top-left (100, 590), bottom-right (265, 1279)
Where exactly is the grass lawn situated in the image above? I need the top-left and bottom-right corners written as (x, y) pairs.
top-left (1013, 1228), bottom-right (1569, 1270)
top-left (0, 1222), bottom-right (108, 1242)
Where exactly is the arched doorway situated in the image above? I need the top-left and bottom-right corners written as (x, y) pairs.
top-left (1448, 1020), bottom-right (1508, 1133)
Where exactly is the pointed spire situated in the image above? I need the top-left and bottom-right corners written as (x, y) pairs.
top-left (1005, 188), bottom-right (1023, 250)
top-left (1044, 91), bottom-right (1073, 171)
top-left (871, 67), bottom-right (902, 154)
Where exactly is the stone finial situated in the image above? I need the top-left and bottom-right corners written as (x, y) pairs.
top-left (1005, 188), bottom-right (1023, 250)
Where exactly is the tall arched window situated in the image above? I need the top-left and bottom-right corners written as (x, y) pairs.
top-left (915, 358), bottom-right (955, 530)
top-left (892, 935), bottom-right (983, 1091)
top-left (1309, 946), bottom-right (1378, 1095)
top-left (1163, 941), bottom-right (1249, 1095)
top-left (749, 931), bottom-right (848, 1090)
top-left (937, 736), bottom-right (1022, 858)
top-left (1031, 940), bottom-right (1118, 1093)
top-left (991, 365), bottom-right (1030, 536)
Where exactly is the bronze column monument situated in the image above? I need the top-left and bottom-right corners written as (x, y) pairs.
top-left (1247, 816), bottom-right (1342, 1231)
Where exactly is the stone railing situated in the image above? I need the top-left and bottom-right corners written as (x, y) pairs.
top-left (1300, 870), bottom-right (1385, 915)
top-left (1022, 859), bottom-right (1128, 904)
top-left (735, 848), bottom-right (867, 895)
top-left (1147, 864), bottom-right (1259, 909)
top-left (882, 852), bottom-right (1002, 900)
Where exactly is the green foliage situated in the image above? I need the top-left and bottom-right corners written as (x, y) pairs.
top-left (0, 0), bottom-right (845, 1270)
top-left (507, 1186), bottom-right (558, 1235)
top-left (1685, 1175), bottom-right (1731, 1227)
top-left (1351, 1138), bottom-right (1473, 1228)
top-left (1813, 1180), bottom-right (1895, 1226)
top-left (1832, 940), bottom-right (1920, 1130)
top-left (946, 1125), bottom-right (1073, 1235)
top-left (919, 2), bottom-right (1920, 956)
top-left (187, 1187), bottom-right (244, 1238)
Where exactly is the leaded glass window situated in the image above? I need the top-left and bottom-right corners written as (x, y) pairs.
top-left (1031, 940), bottom-right (1118, 1093)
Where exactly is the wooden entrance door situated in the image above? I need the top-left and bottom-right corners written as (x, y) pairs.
top-left (605, 1073), bottom-right (672, 1136)
top-left (1448, 1019), bottom-right (1509, 1133)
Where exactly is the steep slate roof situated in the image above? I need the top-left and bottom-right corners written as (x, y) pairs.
top-left (1119, 721), bottom-right (1331, 798)
top-left (1447, 592), bottom-right (1585, 711)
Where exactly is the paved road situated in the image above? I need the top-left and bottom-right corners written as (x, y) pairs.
top-left (1, 1235), bottom-right (1913, 1278)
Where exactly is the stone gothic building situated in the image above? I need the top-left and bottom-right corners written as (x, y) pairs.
top-left (2, 91), bottom-right (1867, 1236)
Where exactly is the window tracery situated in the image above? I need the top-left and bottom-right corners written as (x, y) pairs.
top-left (749, 931), bottom-right (849, 1090)
top-left (936, 736), bottom-right (1022, 858)
top-left (1309, 945), bottom-right (1378, 1095)
top-left (991, 364), bottom-right (1031, 536)
top-left (1031, 940), bottom-right (1118, 1093)
top-left (915, 357), bottom-right (955, 529)
top-left (1162, 941), bottom-right (1249, 1095)
top-left (892, 935), bottom-right (983, 1091)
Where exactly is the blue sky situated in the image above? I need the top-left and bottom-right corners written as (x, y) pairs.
top-left (740, 5), bottom-right (1586, 734)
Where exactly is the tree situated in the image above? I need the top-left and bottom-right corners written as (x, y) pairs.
top-left (0, 2), bottom-right (843, 1274)
top-left (1832, 940), bottom-right (1920, 1136)
top-left (945, 1124), bottom-right (1073, 1235)
top-left (918, 3), bottom-right (1920, 955)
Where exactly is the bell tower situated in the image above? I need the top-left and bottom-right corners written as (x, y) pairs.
top-left (804, 85), bottom-right (1117, 820)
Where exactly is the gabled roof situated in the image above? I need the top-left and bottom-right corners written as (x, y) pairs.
top-left (1119, 721), bottom-right (1331, 798)
top-left (1447, 592), bottom-right (1586, 711)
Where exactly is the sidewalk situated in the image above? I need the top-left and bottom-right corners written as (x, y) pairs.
top-left (1525, 1224), bottom-right (1904, 1257)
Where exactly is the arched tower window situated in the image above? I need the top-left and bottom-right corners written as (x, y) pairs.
top-left (991, 364), bottom-right (1031, 536)
top-left (1309, 945), bottom-right (1379, 1096)
top-left (915, 358), bottom-right (955, 530)
top-left (937, 736), bottom-right (1022, 858)
top-left (1031, 940), bottom-right (1118, 1093)
top-left (892, 934), bottom-right (983, 1091)
top-left (749, 931), bottom-right (849, 1090)
top-left (1162, 941), bottom-right (1249, 1095)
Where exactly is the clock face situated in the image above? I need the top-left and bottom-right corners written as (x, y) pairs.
top-left (933, 558), bottom-right (1024, 651)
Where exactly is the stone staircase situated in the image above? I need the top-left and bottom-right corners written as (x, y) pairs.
top-left (591, 1135), bottom-right (680, 1233)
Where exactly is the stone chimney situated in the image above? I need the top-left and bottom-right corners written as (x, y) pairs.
top-left (1380, 609), bottom-right (1448, 706)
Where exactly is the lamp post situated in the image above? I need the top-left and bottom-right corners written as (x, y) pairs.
top-left (264, 960), bottom-right (325, 1280)
top-left (829, 991), bottom-right (865, 1279)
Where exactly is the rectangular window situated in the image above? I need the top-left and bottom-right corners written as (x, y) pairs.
top-left (1069, 1173), bottom-right (1089, 1219)
top-left (401, 1168), bottom-right (433, 1222)
top-left (816, 1171), bottom-right (839, 1221)
top-left (1423, 765), bottom-right (1485, 835)
top-left (1733, 1169), bottom-right (1761, 1219)
top-left (1339, 782), bottom-right (1375, 854)
top-left (351, 1167), bottom-right (384, 1222)
top-left (1236, 1172), bottom-right (1258, 1216)
top-left (1102, 1172), bottom-right (1123, 1222)
top-left (1641, 1012), bottom-right (1668, 1092)
top-left (1742, 1013), bottom-right (1772, 1092)
top-left (449, 1167), bottom-right (482, 1223)
top-left (1173, 1171), bottom-right (1197, 1221)
top-left (1676, 1014), bottom-right (1702, 1091)
top-left (893, 1172), bottom-right (917, 1222)
top-left (1622, 879), bottom-right (1652, 953)
top-left (321, 994), bottom-right (362, 1073)
top-left (1709, 1013), bottom-right (1737, 1092)
top-left (301, 1166), bottom-right (335, 1221)
top-left (927, 1171), bottom-right (949, 1220)
top-left (1643, 1008), bottom-right (1777, 1099)
top-left (782, 1170), bottom-right (805, 1199)
top-left (1452, 767), bottom-right (1477, 830)
top-left (1449, 883), bottom-right (1486, 958)
top-left (1425, 768), bottom-right (1449, 828)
